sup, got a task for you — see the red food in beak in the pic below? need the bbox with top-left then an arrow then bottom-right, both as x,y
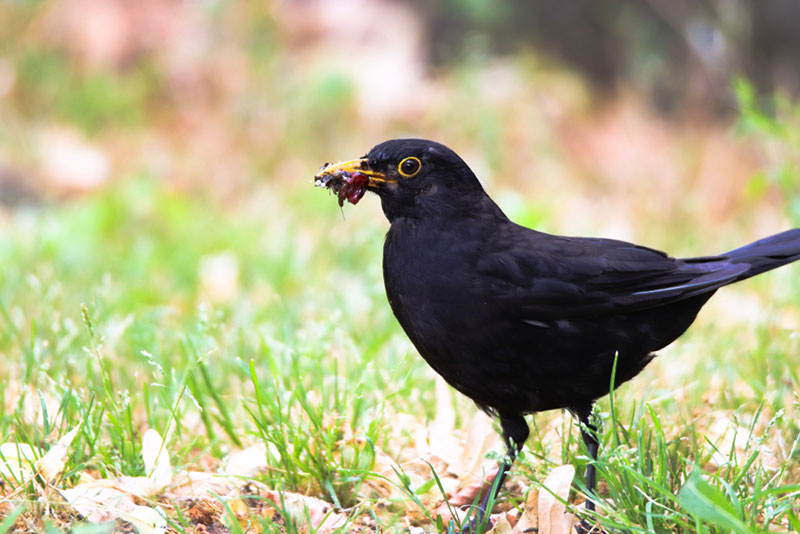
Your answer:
315,169 -> 370,207
340,172 -> 369,206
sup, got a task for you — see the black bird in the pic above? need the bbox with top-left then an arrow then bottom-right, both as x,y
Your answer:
315,138 -> 800,529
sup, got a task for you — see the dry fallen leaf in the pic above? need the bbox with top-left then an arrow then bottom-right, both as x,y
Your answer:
61,482 -> 136,523
223,443 -> 268,478
434,468 -> 499,525
487,513 -> 514,534
447,412 -> 503,485
60,482 -> 166,534
60,483 -> 137,522
103,475 -> 159,498
0,442 -> 41,481
58,427 -> 173,530
390,412 -> 431,462
126,505 -> 168,534
37,426 -> 80,483
221,495 -> 250,532
80,428 -> 173,499
142,428 -> 172,491
448,468 -> 500,509
538,465 -> 575,534
165,470 -> 239,499
359,442 -> 406,500
512,487 -> 538,533
167,443 -> 273,501
428,377 -> 460,460
265,490 -> 347,532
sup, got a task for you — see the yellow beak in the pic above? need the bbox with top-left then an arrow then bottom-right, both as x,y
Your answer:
314,158 -> 394,186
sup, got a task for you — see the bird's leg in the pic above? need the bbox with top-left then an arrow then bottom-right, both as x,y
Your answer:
573,404 -> 604,534
465,414 -> 529,533
578,408 -> 599,513
481,415 -> 530,511
573,405 -> 605,534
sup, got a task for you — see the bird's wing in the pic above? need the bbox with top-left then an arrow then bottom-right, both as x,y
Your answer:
475,229 -> 748,319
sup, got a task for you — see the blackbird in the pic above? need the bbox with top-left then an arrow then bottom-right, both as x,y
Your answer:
315,138 -> 800,529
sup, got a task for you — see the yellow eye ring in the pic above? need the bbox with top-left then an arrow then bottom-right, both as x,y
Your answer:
398,157 -> 422,177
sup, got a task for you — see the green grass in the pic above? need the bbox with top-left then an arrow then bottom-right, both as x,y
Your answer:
0,176 -> 436,531
0,3 -> 798,529
1,92 -> 799,531
0,169 -> 797,532
515,319 -> 800,533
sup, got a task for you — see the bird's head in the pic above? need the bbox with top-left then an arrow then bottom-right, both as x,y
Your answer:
315,138 -> 503,222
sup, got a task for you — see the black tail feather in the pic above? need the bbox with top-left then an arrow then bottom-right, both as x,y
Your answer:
723,228 -> 800,281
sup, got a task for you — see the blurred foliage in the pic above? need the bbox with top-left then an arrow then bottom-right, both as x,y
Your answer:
413,0 -> 800,115
737,81 -> 800,226
0,171 -> 426,499
14,50 -> 154,133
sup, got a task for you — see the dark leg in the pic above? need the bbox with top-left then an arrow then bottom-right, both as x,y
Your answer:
465,413 -> 529,533
578,407 -> 599,511
480,414 -> 529,512
576,404 -> 601,533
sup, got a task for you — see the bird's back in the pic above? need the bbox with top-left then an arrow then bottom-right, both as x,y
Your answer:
383,218 -> 800,415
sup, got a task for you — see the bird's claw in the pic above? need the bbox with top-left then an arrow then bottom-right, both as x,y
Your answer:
455,502 -> 496,534
574,518 -> 605,534
458,514 -> 490,534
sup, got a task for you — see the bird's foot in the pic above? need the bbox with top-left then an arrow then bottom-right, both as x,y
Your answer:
574,518 -> 605,534
458,507 -> 492,534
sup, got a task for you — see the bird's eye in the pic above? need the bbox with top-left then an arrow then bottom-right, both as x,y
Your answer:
398,157 -> 421,177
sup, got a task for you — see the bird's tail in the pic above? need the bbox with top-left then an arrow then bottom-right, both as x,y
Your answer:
723,228 -> 800,281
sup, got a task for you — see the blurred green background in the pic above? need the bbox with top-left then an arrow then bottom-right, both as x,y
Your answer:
0,1 -> 798,532
2,1 -> 799,241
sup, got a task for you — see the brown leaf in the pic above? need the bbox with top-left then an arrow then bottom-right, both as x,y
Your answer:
448,468 -> 499,509
392,412 -> 433,461
428,377 -> 460,460
61,483 -> 133,522
223,443 -> 268,478
59,481 -> 166,533
105,475 -> 160,498
63,428 -> 172,501
487,513 -> 514,534
141,429 -> 172,491
264,490 -> 347,533
221,496 -> 250,532
447,412 -> 502,485
538,465 -> 575,534
512,487 -> 538,533
37,426 -> 80,483
0,442 -> 41,481
359,443 -> 406,499
434,468 -> 499,525
165,471 -> 239,499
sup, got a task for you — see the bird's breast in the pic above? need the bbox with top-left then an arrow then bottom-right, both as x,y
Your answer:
381,221 -> 499,358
